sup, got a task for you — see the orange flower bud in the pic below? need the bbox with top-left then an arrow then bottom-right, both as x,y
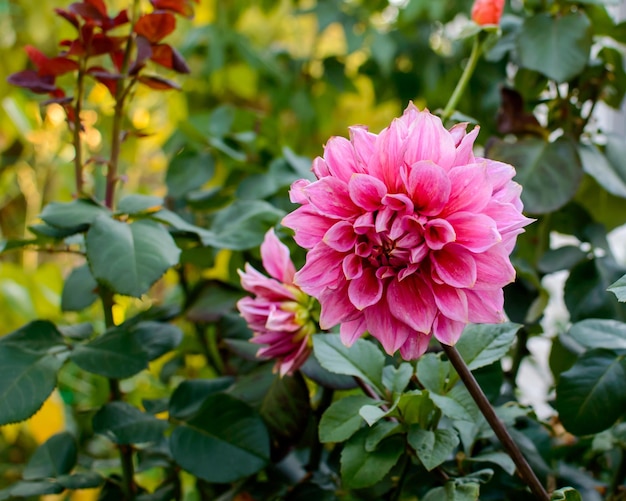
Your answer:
471,0 -> 505,25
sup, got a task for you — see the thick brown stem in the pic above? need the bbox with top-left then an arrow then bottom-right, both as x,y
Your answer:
441,343 -> 549,501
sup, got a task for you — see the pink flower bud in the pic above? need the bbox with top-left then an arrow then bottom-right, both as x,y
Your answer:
471,0 -> 505,26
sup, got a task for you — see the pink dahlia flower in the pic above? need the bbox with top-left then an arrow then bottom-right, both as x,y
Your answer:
282,103 -> 532,360
238,229 -> 317,376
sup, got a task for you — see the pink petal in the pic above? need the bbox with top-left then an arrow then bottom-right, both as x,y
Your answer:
452,125 -> 479,167
349,125 -> 377,169
370,117 -> 408,191
340,314 -> 367,346
343,253 -> 363,280
429,281 -> 469,322
289,179 -> 311,204
424,218 -> 456,250
431,244 -> 477,288
348,266 -> 384,310
432,314 -> 466,345
399,333 -> 431,360
446,212 -> 501,253
403,109 -> 456,170
466,288 -> 505,323
260,229 -> 296,283
294,243 -> 344,296
305,177 -> 358,219
442,163 -> 491,216
448,122 -> 469,147
282,205 -> 335,249
387,274 -> 437,334
319,283 -> 360,329
324,136 -> 362,182
407,161 -> 451,216
238,264 -> 296,300
324,220 -> 357,252
363,295 -> 412,354
349,173 -> 387,211
382,193 -> 414,213
312,157 -> 330,178
472,247 -> 516,289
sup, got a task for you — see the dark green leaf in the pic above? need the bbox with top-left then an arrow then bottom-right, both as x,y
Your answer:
86,216 -> 181,297
169,377 -> 235,420
0,346 -> 65,425
416,353 -> 450,394
170,393 -> 270,482
579,143 -> 626,198
422,481 -> 480,501
56,472 -> 104,490
300,352 -> 358,390
166,150 -> 215,199
568,319 -> 626,351
40,199 -> 110,232
313,334 -> 385,395
396,390 -> 439,428
185,283 -> 242,323
23,432 -> 77,480
116,195 -> 163,215
463,451 -> 516,476
9,480 -> 64,497
555,349 -> 626,435
202,200 -> 285,250
488,137 -> 582,214
517,11 -> 592,82
340,428 -> 404,489
93,402 -> 168,444
407,426 -> 459,471
0,320 -> 65,354
71,327 -> 148,379
538,246 -> 587,274
131,321 -> 183,360
551,486 -> 583,501
61,264 -> 99,312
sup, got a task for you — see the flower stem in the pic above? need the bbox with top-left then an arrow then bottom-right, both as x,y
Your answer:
72,59 -> 86,196
440,343 -> 549,501
440,35 -> 483,124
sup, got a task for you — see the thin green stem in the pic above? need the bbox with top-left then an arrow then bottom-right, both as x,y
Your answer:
440,35 -> 483,124
100,288 -> 136,500
306,386 -> 334,472
72,58 -> 87,196
441,343 -> 549,501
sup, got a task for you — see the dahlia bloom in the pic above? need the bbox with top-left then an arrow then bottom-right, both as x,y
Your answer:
282,103 -> 531,360
471,0 -> 505,26
238,229 -> 317,376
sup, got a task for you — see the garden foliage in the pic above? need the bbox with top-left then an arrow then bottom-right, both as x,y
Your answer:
1,0 -> 626,500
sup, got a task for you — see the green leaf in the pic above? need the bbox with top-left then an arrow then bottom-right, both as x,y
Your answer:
608,273 -> 626,302
86,216 -> 181,297
407,427 -> 459,471
169,377 -> 235,420
538,246 -> 587,274
382,363 -> 413,394
365,421 -> 402,452
202,200 -> 285,250
259,372 -> 311,446
396,390 -> 439,428
0,320 -> 65,354
313,334 -> 385,395
319,395 -> 377,443
452,323 -> 520,384
56,472 -> 103,490
340,428 -> 404,489
130,321 -> 183,361
551,486 -> 583,501
555,349 -> 626,435
416,353 -> 450,394
0,345 -> 65,425
300,352 -> 358,390
185,283 -> 242,323
359,404 -> 387,426
422,481 -> 480,501
116,195 -> 163,215
579,143 -> 626,198
166,151 -> 215,199
170,393 -> 270,483
9,480 -> 64,497
568,319 -> 626,351
23,432 -> 77,480
71,327 -> 149,379
40,199 -> 110,232
517,11 -> 592,82
93,402 -> 168,444
488,137 -> 582,214
61,264 -> 99,312
463,451 -> 516,476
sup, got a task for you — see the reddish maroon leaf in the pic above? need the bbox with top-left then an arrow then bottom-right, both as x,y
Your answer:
150,44 -> 190,73
112,9 -> 129,27
130,36 -> 153,75
7,70 -> 57,93
87,66 -> 122,95
69,1 -> 105,23
41,96 -> 74,106
110,50 -> 125,72
134,12 -> 176,43
138,74 -> 181,90
150,0 -> 195,18
85,0 -> 107,18
24,45 -> 48,68
54,8 -> 80,28
40,57 -> 79,77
